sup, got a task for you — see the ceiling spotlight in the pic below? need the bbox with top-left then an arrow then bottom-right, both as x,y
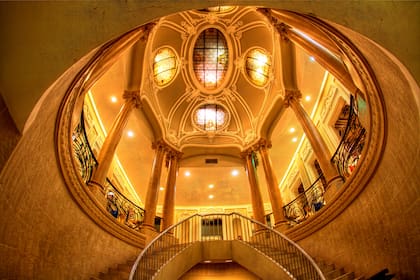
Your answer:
292,137 -> 298,143
208,184 -> 214,189
231,170 -> 239,176
110,96 -> 118,103
127,130 -> 134,137
185,171 -> 191,177
159,187 -> 164,191
305,95 -> 311,101
289,127 -> 296,133
209,194 -> 214,199
309,56 -> 315,62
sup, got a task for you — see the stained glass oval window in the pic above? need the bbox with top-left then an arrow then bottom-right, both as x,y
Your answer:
193,28 -> 229,90
245,48 -> 271,87
194,104 -> 228,131
153,47 -> 178,86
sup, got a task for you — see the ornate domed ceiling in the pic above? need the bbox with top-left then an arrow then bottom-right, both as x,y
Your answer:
89,6 -> 327,207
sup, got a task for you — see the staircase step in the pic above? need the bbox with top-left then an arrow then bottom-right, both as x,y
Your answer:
333,272 -> 355,280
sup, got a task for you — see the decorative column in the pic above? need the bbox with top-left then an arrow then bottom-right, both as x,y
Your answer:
255,139 -> 286,228
241,150 -> 266,228
90,90 -> 141,190
274,23 -> 343,191
285,89 -> 343,189
161,149 -> 182,231
259,8 -> 359,94
142,141 -> 167,232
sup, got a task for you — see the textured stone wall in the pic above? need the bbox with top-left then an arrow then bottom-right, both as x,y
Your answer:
0,53 -> 140,279
297,23 -> 420,280
0,95 -> 20,172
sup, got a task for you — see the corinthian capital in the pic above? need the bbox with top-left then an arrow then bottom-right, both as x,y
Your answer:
123,90 -> 141,108
257,8 -> 291,41
283,89 -> 302,107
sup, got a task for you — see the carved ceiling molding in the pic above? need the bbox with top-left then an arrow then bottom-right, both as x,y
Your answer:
55,27 -> 150,248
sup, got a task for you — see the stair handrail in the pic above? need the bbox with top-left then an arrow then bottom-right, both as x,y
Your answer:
130,212 -> 326,280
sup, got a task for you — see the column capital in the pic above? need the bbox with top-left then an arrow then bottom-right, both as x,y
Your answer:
257,8 -> 291,41
123,90 -> 142,108
139,22 -> 157,42
254,138 -> 272,151
152,140 -> 168,151
284,89 -> 302,107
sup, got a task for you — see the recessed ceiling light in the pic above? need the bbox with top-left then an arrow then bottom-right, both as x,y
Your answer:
292,137 -> 298,142
185,171 -> 191,177
231,170 -> 239,176
309,56 -> 315,62
305,95 -> 311,101
159,187 -> 164,191
209,194 -> 214,199
208,184 -> 214,189
289,127 -> 296,133
111,96 -> 118,103
127,130 -> 134,137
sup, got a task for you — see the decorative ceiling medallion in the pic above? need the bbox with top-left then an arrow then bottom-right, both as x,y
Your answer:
193,103 -> 229,132
192,28 -> 229,92
153,46 -> 178,87
244,47 -> 271,87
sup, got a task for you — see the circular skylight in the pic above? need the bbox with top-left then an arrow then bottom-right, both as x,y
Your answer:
193,28 -> 229,90
193,104 -> 228,131
245,48 -> 271,87
153,47 -> 178,86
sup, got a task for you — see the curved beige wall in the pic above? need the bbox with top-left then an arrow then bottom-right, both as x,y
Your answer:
0,1 -> 418,279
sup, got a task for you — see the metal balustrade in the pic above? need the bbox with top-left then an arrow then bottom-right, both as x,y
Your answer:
129,213 -> 326,280
331,95 -> 366,180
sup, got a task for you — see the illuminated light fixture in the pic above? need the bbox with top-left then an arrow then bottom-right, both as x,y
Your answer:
127,130 -> 134,138
208,184 -> 214,189
153,47 -> 178,86
245,48 -> 271,87
159,187 -> 164,191
289,127 -> 296,133
292,137 -> 298,143
110,96 -> 118,103
209,194 -> 214,199
305,95 -> 311,101
201,6 -> 235,13
231,170 -> 239,176
193,28 -> 229,90
194,104 -> 228,131
185,171 -> 191,177
309,56 -> 316,62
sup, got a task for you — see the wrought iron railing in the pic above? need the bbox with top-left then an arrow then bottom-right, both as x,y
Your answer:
104,179 -> 145,229
331,95 -> 366,180
72,111 -> 145,229
129,213 -> 325,280
283,176 -> 325,224
72,112 -> 98,183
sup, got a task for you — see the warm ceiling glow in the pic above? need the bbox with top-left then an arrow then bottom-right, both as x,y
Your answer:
305,95 -> 311,101
159,187 -> 164,191
292,137 -> 298,142
153,47 -> 178,86
185,171 -> 191,177
127,130 -> 134,138
231,170 -> 239,176
289,127 -> 296,133
208,184 -> 214,189
209,194 -> 214,199
110,96 -> 118,103
245,48 -> 271,86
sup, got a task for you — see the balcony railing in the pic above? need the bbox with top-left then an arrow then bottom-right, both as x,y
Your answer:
72,112 -> 98,183
130,212 -> 325,280
331,95 -> 366,180
72,111 -> 145,229
282,176 -> 325,225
